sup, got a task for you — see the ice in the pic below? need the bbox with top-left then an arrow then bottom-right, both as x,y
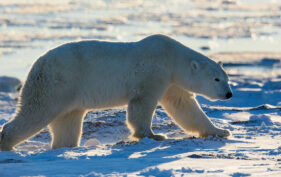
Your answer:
1,0 -> 281,176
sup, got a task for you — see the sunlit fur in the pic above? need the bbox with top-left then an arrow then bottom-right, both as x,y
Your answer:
161,85 -> 230,137
0,34 -> 231,151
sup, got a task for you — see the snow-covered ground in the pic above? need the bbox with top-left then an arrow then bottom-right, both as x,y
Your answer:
0,0 -> 281,176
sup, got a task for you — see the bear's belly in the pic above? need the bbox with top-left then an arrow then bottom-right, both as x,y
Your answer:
78,78 -> 129,110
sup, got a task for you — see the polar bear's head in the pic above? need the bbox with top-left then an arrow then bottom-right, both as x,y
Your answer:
175,56 -> 232,101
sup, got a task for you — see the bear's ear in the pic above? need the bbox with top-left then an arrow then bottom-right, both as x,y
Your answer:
191,61 -> 199,72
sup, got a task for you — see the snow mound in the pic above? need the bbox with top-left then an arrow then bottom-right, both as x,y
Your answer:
139,167 -> 174,177
248,115 -> 274,126
0,76 -> 21,92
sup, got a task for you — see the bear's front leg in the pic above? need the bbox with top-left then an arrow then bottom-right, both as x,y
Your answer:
127,95 -> 166,141
161,85 -> 231,138
126,66 -> 170,141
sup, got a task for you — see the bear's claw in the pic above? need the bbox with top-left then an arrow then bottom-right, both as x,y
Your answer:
217,129 -> 231,138
200,128 -> 231,139
132,133 -> 166,141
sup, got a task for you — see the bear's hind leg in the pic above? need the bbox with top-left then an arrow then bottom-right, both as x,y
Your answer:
161,85 -> 230,138
0,105 -> 66,151
49,109 -> 86,149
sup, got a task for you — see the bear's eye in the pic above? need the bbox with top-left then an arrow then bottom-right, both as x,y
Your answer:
214,78 -> 220,82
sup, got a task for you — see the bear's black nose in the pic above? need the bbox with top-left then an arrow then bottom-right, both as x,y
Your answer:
225,92 -> 232,99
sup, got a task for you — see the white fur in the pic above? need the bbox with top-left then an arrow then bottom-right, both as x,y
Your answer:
0,34 -> 232,151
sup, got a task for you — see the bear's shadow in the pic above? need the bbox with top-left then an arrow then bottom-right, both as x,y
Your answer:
0,137 -> 245,176
63,137 -> 244,175
0,137 -> 245,175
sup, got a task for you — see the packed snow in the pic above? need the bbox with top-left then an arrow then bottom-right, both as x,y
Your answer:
0,0 -> 281,176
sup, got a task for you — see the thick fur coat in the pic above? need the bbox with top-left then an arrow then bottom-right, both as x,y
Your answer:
0,34 -> 232,151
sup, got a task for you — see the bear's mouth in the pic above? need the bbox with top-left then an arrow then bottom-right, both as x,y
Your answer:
225,92 -> 233,99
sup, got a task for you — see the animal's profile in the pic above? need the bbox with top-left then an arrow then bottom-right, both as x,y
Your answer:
0,34 -> 232,151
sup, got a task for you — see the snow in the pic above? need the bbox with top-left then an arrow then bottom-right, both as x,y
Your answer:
0,56 -> 280,176
1,0 -> 281,176
0,76 -> 21,92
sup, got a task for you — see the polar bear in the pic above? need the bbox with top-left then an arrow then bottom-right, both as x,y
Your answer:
0,34 -> 232,151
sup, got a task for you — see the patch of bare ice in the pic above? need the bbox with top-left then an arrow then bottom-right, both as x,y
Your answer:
0,1 -> 76,14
